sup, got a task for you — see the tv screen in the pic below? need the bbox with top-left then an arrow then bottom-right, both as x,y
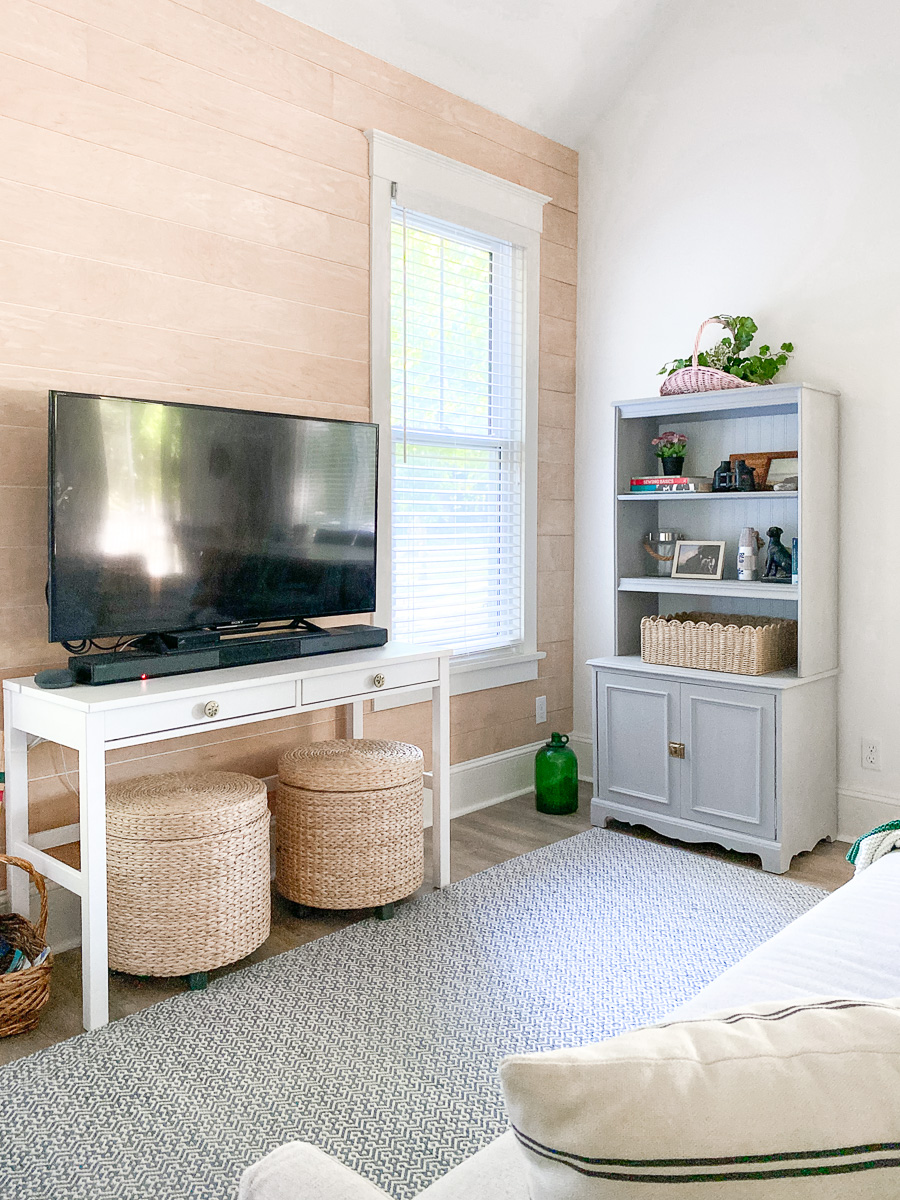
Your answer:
48,392 -> 378,643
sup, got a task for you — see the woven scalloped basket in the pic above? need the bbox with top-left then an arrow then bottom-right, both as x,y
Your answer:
106,771 -> 271,976
276,739 -> 424,909
0,856 -> 53,1037
660,317 -> 758,397
641,612 -> 798,676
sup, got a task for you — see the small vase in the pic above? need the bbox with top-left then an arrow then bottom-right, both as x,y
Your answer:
660,456 -> 684,476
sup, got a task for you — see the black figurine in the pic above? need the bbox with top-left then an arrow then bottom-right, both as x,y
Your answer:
764,526 -> 793,579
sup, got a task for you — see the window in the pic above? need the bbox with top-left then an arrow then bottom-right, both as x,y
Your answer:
390,206 -> 524,657
367,130 -> 547,696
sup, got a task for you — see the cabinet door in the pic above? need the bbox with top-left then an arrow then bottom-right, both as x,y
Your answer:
596,671 -> 680,816
680,684 -> 776,839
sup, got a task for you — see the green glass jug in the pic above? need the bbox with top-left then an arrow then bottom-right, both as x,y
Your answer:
535,732 -> 578,814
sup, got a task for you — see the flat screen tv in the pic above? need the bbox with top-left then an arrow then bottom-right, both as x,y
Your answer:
48,392 -> 378,645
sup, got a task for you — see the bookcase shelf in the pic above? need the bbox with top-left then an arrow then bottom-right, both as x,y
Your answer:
617,491 -> 798,501
618,577 -> 798,601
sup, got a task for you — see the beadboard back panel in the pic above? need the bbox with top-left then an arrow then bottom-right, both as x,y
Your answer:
0,0 -> 576,844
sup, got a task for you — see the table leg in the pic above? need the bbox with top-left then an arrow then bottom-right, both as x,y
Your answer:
431,657 -> 451,888
349,700 -> 364,739
4,717 -> 30,920
79,723 -> 109,1031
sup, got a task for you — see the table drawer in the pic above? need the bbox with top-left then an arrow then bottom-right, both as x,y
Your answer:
104,679 -> 298,742
301,658 -> 440,706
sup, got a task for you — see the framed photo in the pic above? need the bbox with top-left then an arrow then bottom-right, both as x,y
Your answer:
671,540 -> 726,580
728,450 -> 798,490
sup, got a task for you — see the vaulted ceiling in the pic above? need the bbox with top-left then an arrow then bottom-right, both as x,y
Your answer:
258,0 -> 668,147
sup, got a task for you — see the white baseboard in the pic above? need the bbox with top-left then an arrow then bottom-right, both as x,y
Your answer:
2,740 -> 558,953
421,739 -> 549,826
568,732 -> 593,784
837,785 -> 900,844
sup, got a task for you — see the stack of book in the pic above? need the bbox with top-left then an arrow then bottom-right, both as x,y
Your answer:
0,937 -> 49,974
630,476 -> 713,493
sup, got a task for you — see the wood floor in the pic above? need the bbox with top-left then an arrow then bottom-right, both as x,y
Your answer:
0,785 -> 853,1066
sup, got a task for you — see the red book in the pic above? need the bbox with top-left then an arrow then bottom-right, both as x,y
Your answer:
630,476 -> 690,485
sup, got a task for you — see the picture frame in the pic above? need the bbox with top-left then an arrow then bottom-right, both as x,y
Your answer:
728,450 -> 798,490
671,540 -> 727,580
765,455 -> 799,488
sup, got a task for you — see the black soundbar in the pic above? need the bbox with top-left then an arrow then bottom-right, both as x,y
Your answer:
68,625 -> 389,686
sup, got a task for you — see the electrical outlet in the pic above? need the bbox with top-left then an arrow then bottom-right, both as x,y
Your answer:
862,738 -> 881,771
535,695 -> 547,724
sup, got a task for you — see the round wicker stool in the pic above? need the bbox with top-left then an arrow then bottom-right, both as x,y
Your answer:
275,739 -> 424,916
106,771 -> 271,987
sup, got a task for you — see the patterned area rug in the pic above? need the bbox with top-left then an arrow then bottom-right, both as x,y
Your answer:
1,828 -> 826,1199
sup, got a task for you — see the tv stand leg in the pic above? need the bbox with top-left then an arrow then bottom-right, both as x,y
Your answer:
79,722 -> 110,1031
431,658 -> 450,889
4,721 -> 30,921
349,700 -> 364,739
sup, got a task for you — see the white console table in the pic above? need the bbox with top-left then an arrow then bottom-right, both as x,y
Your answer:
3,641 -> 450,1031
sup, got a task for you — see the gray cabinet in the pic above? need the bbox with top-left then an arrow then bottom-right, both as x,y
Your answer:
590,662 -> 836,873
595,670 -> 774,840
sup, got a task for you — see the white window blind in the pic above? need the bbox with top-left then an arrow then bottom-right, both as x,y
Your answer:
390,204 -> 526,658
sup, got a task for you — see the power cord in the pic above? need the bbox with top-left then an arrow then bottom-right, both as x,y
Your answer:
62,635 -> 143,655
23,736 -> 80,796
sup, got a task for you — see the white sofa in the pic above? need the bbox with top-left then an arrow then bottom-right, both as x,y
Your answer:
239,853 -> 900,1199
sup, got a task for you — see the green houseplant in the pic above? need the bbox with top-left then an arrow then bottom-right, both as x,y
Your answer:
652,431 -> 688,475
659,315 -> 794,396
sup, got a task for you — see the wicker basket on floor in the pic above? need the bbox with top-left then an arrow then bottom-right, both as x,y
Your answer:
0,856 -> 53,1038
641,611 -> 798,676
106,771 -> 271,977
275,739 -> 424,910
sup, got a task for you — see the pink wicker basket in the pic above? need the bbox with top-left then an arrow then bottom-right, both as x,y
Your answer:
660,317 -> 758,397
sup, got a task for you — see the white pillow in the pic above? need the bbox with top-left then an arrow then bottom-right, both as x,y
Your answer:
500,998 -> 900,1198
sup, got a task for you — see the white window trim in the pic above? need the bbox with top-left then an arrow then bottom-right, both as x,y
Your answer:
366,130 -> 548,703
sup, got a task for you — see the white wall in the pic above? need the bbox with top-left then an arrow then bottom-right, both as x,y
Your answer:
574,0 -> 900,842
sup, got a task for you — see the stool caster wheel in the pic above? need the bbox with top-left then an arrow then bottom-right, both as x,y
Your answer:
188,972 -> 208,991
375,903 -> 394,920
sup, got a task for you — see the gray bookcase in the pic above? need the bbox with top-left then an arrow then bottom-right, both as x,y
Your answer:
589,383 -> 839,872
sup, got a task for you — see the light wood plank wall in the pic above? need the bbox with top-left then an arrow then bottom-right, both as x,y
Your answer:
0,0 -> 577,844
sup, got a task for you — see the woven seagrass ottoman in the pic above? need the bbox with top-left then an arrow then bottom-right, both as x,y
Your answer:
275,739 -> 424,919
106,771 -> 271,990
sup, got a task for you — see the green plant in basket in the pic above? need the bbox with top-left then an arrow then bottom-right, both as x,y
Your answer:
659,315 -> 793,386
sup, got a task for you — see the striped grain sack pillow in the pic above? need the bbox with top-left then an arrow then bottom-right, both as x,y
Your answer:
500,998 -> 900,1198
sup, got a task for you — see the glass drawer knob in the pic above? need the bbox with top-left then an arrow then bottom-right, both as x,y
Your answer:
372,673 -> 386,689
204,700 -> 220,718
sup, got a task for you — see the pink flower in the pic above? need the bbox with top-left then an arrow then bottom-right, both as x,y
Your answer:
651,432 -> 688,447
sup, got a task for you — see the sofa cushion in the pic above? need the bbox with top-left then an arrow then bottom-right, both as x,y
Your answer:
669,851 -> 900,1022
501,996 -> 900,1198
238,1142 -> 392,1200
418,1130 -> 529,1199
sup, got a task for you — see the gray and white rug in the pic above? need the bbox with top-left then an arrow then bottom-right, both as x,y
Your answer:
1,829 -> 826,1199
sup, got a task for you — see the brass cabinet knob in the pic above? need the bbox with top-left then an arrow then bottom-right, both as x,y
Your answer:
668,741 -> 686,759
372,673 -> 386,689
203,700 -> 220,718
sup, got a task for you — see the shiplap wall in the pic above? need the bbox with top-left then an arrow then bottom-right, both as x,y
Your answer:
0,0 -> 577,844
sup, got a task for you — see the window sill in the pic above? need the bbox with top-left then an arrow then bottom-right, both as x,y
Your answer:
371,650 -> 545,711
